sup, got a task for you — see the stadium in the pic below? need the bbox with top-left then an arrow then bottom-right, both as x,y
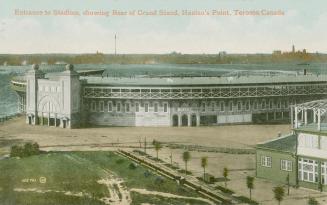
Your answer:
10,64 -> 327,128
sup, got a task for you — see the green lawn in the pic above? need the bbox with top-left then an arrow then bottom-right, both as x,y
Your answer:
0,151 -> 211,205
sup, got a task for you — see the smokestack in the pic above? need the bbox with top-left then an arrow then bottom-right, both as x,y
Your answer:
115,34 -> 117,55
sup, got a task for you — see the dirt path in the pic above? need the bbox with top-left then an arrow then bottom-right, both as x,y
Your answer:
130,188 -> 215,205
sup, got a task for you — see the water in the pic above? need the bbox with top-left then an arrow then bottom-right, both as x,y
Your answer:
0,63 -> 327,117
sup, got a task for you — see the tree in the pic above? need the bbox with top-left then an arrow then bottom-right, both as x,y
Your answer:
246,176 -> 255,200
201,156 -> 208,181
308,197 -> 319,205
273,186 -> 285,205
223,167 -> 229,188
182,151 -> 191,175
153,141 -> 162,160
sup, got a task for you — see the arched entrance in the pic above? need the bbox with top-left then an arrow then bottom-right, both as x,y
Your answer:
181,115 -> 188,126
191,114 -> 197,126
172,115 -> 179,127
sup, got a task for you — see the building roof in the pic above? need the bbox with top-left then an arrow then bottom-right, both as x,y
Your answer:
296,99 -> 327,110
256,133 -> 297,153
81,74 -> 327,87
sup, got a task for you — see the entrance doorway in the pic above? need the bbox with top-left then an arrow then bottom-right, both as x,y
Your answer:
181,115 -> 188,126
191,115 -> 197,126
172,115 -> 178,127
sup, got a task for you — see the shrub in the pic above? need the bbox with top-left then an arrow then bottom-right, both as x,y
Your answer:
129,162 -> 138,170
10,142 -> 40,158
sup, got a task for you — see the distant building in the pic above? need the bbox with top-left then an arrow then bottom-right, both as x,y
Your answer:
273,50 -> 282,55
292,45 -> 295,53
256,100 -> 327,191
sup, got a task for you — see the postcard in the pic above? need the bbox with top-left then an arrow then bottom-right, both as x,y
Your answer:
0,0 -> 326,204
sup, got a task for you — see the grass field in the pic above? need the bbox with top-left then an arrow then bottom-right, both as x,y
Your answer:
0,151 -> 212,205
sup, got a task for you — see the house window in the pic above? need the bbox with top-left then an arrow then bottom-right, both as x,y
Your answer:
117,102 -> 121,112
298,158 -> 318,183
91,101 -> 96,112
145,103 -> 149,112
281,160 -> 292,171
135,103 -> 139,112
154,103 -> 158,112
125,103 -> 130,112
261,156 -> 272,167
220,102 -> 225,112
108,101 -> 113,112
99,101 -> 104,112
164,103 -> 168,112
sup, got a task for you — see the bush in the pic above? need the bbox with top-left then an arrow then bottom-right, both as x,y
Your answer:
235,196 -> 259,205
129,162 -> 138,170
10,142 -> 40,158
115,159 -> 125,164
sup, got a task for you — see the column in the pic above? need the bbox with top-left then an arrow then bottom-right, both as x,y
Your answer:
187,114 -> 191,127
281,112 -> 284,120
304,109 -> 308,125
291,106 -> 294,128
318,109 -> 321,131
274,112 -> 276,120
301,109 -> 304,122
55,114 -> 57,127
294,107 -> 298,128
266,112 -> 269,121
196,114 -> 200,127
314,110 -> 317,123
48,113 -> 50,126
178,115 -> 182,127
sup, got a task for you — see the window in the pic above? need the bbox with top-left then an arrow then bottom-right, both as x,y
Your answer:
262,100 -> 266,109
201,102 -> 206,112
237,101 -> 242,111
91,101 -> 96,112
229,101 -> 233,112
135,103 -> 139,112
125,103 -> 130,112
253,101 -> 258,110
99,101 -> 104,112
211,102 -> 215,112
108,101 -> 113,112
220,102 -> 225,112
261,156 -> 272,167
154,103 -> 158,112
298,158 -> 318,183
281,160 -> 292,171
245,101 -> 250,111
269,100 -> 274,109
117,102 -> 121,112
164,103 -> 168,112
145,103 -> 149,112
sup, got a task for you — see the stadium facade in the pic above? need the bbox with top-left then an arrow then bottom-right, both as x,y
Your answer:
11,64 -> 327,128
256,100 -> 327,191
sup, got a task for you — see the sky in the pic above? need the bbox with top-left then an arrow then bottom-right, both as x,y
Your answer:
0,0 -> 326,54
